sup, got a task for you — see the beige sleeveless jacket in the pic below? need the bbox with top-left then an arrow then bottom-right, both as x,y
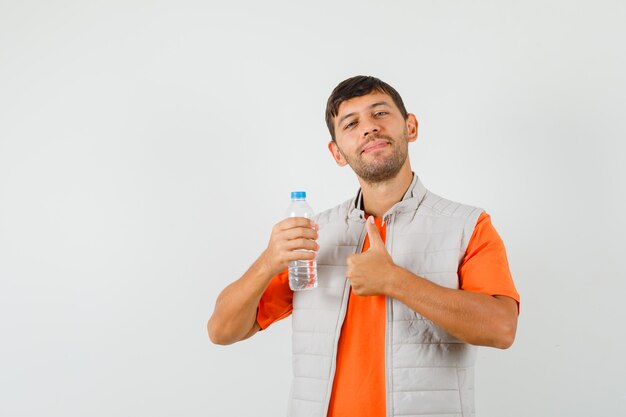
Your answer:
288,175 -> 484,417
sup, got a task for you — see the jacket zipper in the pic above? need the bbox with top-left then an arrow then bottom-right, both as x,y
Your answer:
383,212 -> 394,417
322,218 -> 368,417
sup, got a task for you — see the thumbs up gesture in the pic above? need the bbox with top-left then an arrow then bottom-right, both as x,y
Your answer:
346,216 -> 398,296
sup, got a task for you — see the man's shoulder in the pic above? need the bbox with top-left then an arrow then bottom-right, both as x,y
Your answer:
415,187 -> 486,250
418,188 -> 483,220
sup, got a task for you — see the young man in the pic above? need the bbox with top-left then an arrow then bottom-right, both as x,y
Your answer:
208,76 -> 520,417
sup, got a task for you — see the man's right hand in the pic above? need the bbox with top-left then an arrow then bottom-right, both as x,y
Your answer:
208,217 -> 318,345
259,217 -> 319,278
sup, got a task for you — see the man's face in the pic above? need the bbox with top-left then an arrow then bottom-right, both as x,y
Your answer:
328,91 -> 418,184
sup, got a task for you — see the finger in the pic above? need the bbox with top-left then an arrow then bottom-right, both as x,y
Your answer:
278,217 -> 316,231
284,238 -> 319,252
282,226 -> 318,241
366,216 -> 385,249
286,249 -> 317,262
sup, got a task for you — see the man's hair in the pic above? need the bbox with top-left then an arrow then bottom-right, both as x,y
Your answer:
325,75 -> 408,141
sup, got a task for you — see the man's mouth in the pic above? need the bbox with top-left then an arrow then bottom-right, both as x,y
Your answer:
361,139 -> 390,154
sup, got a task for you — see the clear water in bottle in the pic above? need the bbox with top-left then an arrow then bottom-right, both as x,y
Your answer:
286,191 -> 318,291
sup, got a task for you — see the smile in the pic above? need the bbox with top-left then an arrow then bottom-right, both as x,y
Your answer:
361,140 -> 389,154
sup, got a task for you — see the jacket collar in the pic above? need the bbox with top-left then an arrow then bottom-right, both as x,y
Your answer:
348,173 -> 427,220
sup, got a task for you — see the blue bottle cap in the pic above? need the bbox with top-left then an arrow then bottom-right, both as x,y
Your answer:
291,191 -> 306,199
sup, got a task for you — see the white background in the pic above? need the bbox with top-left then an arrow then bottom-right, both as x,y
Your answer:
1,1 -> 625,416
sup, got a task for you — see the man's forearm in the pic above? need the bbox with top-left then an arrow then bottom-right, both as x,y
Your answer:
384,265 -> 518,349
208,217 -> 319,345
207,255 -> 272,345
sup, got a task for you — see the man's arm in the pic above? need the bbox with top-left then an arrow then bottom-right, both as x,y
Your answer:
385,270 -> 517,348
207,257 -> 270,345
207,217 -> 318,345
347,216 -> 518,349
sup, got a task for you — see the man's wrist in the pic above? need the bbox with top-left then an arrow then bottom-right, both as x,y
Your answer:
384,263 -> 407,297
252,252 -> 278,284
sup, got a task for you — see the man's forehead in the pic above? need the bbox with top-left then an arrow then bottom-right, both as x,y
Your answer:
336,91 -> 395,118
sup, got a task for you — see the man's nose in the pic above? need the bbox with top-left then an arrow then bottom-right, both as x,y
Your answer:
362,119 -> 380,138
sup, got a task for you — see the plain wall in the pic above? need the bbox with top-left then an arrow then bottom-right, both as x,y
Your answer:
1,1 -> 625,416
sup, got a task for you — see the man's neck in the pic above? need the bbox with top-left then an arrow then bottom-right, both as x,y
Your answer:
358,165 -> 414,218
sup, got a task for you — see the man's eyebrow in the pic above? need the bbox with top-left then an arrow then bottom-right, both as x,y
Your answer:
336,101 -> 391,126
337,112 -> 357,126
369,101 -> 391,109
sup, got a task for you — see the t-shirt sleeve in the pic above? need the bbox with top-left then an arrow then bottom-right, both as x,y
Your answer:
459,212 -> 520,308
256,269 -> 294,330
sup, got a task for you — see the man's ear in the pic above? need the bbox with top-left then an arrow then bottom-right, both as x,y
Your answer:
406,113 -> 418,143
328,140 -> 348,167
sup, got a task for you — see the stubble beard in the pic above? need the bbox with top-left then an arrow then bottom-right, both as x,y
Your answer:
338,129 -> 409,185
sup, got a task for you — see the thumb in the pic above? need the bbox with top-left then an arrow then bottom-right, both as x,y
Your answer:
366,216 -> 385,249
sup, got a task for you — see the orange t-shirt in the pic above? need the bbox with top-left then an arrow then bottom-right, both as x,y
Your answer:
256,212 -> 519,417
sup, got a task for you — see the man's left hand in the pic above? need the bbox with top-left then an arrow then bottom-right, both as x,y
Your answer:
346,216 -> 397,296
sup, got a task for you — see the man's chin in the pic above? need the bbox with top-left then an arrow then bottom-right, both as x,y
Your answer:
355,167 -> 403,184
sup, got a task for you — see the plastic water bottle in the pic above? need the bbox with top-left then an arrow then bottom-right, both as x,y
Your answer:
286,191 -> 318,291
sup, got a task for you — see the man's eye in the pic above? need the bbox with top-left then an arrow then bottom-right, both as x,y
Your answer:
344,121 -> 357,130
375,111 -> 388,116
